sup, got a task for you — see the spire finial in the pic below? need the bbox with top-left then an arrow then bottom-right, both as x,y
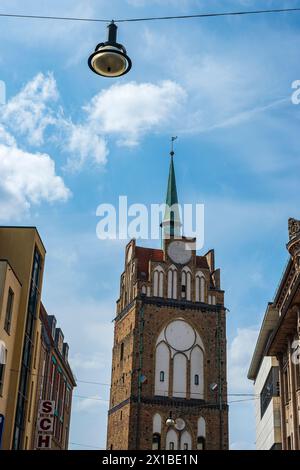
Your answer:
161,137 -> 181,239
170,136 -> 177,157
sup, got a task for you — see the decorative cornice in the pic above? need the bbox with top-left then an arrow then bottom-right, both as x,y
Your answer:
108,395 -> 228,415
114,295 -> 225,322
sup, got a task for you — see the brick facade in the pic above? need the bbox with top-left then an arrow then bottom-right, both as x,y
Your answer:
107,238 -> 228,450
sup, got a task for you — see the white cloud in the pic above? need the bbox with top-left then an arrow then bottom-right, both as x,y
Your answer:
0,74 -> 186,171
63,122 -> 108,171
1,72 -> 58,146
228,327 -> 259,393
0,125 -> 16,146
84,81 -> 186,146
0,143 -> 70,219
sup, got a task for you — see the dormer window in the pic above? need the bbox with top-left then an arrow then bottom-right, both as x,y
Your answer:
55,329 -> 64,355
63,343 -> 69,362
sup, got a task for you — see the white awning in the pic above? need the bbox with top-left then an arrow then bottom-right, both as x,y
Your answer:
0,340 -> 7,365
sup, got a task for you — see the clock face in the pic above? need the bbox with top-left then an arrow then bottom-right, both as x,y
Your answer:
167,240 -> 192,264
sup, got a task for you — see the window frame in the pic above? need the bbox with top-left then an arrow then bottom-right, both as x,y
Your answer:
4,288 -> 14,334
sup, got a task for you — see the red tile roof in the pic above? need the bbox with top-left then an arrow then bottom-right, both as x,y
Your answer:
135,246 -> 209,278
135,246 -> 164,278
196,256 -> 209,269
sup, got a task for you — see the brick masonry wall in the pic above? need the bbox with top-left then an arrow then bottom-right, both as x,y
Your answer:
107,300 -> 228,450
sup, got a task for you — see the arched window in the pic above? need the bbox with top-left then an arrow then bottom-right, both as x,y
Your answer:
155,342 -> 169,396
180,430 -> 192,450
153,413 -> 162,434
155,320 -> 205,402
153,266 -> 164,297
195,271 -> 205,302
173,353 -> 187,398
197,436 -> 205,450
197,417 -> 206,450
190,346 -> 204,399
166,429 -> 178,450
152,433 -> 161,450
181,267 -> 191,301
167,265 -> 177,299
153,413 -> 162,450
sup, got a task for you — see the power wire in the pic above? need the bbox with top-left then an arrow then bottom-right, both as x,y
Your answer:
72,393 -> 258,403
73,394 -> 108,402
9,367 -> 259,395
70,442 -> 105,449
0,7 -> 299,24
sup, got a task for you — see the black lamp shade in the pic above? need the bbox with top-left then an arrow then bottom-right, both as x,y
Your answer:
88,22 -> 132,77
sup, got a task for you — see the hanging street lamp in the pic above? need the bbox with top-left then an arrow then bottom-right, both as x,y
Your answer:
88,21 -> 132,77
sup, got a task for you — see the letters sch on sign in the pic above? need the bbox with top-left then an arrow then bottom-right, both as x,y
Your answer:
36,400 -> 55,450
36,434 -> 52,449
39,400 -> 55,416
38,416 -> 54,434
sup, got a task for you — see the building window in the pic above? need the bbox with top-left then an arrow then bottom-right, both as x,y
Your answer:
183,443 -> 188,450
153,267 -> 164,297
283,368 -> 290,404
27,381 -> 34,422
195,272 -> 205,302
120,411 -> 123,420
260,366 -> 280,418
120,342 -> 124,361
197,436 -> 205,450
194,374 -> 199,386
152,433 -> 161,450
160,371 -> 165,382
296,362 -> 300,390
13,247 -> 42,450
169,441 -> 174,450
4,288 -> 14,334
181,268 -> 191,301
167,267 -> 177,299
0,361 -> 6,396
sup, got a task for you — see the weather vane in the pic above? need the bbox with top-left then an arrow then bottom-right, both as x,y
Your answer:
170,136 -> 178,157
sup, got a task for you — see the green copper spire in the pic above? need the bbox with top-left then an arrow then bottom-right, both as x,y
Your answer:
162,137 -> 182,238
166,153 -> 178,207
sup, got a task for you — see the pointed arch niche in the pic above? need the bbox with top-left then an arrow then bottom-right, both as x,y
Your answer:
181,266 -> 192,301
167,265 -> 177,299
154,318 -> 205,399
153,266 -> 164,297
195,271 -> 205,302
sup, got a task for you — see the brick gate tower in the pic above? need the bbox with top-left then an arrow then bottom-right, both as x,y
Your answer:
106,148 -> 228,450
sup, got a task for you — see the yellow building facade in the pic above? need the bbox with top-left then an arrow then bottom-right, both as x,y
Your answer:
0,227 -> 46,449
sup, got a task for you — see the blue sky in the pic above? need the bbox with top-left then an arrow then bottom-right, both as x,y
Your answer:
0,0 -> 300,450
